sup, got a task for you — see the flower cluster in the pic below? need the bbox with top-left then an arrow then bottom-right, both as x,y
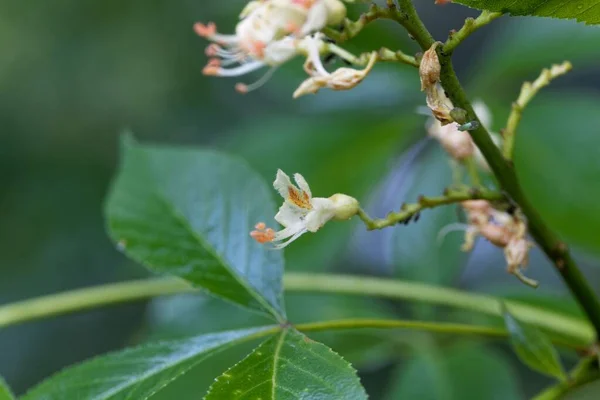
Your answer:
251,169 -> 359,248
194,0 -> 376,96
461,200 -> 536,286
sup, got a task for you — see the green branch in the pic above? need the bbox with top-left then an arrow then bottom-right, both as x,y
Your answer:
357,186 -> 504,230
393,0 -> 600,342
0,278 -> 195,328
503,61 -> 573,159
443,11 -> 503,54
0,274 -> 592,346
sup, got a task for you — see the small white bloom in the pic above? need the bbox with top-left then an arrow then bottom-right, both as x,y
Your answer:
251,169 -> 358,249
194,0 -> 347,93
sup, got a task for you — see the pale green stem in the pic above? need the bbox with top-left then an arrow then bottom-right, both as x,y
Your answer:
0,277 -> 195,328
285,273 -> 592,345
357,186 -> 504,230
296,318 -> 577,348
0,274 -> 592,346
465,157 -> 481,187
297,318 -> 501,338
443,11 -> 503,54
503,61 -> 573,159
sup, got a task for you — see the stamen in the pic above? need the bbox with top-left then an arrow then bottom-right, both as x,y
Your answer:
250,225 -> 275,244
437,223 -> 469,246
206,60 -> 265,77
205,44 -> 221,57
202,58 -> 221,76
194,22 -> 216,38
235,67 -> 278,94
272,228 -> 307,249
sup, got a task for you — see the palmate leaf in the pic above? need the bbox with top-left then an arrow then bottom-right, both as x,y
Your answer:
105,136 -> 285,320
22,326 -> 276,400
205,329 -> 368,400
0,377 -> 14,400
453,0 -> 600,25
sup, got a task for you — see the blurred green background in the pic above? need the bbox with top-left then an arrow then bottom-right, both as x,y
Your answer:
1,1 -> 600,398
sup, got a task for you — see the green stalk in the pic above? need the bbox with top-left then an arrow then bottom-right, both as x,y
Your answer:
0,274 -> 591,345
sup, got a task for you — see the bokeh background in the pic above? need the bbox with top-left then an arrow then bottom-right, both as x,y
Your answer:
1,1 -> 600,398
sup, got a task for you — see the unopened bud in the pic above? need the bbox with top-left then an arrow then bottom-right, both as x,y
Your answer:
324,0 -> 347,26
329,193 -> 359,220
450,108 -> 468,125
419,42 -> 441,91
425,83 -> 454,125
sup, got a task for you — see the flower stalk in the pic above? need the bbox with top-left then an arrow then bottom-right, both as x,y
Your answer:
357,186 -> 504,230
503,61 -> 573,159
443,10 -> 503,54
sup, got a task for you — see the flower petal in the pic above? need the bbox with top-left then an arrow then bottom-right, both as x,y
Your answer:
275,202 -> 307,227
274,169 -> 294,199
293,173 -> 312,198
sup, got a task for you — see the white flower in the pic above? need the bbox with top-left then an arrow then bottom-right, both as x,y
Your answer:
293,50 -> 377,98
250,169 -> 358,249
194,0 -> 346,93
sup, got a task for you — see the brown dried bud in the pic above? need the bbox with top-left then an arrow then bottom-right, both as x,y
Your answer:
419,42 -> 441,91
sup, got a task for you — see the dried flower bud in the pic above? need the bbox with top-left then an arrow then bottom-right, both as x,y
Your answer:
425,83 -> 454,125
419,42 -> 441,91
504,238 -> 532,273
293,51 -> 377,98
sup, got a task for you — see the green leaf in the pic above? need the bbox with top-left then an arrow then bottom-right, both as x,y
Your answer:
453,0 -> 600,24
385,343 -> 524,400
22,326 -> 276,400
0,377 -> 15,400
205,329 -> 368,400
503,306 -> 567,381
105,136 -> 285,320
515,95 -> 600,254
